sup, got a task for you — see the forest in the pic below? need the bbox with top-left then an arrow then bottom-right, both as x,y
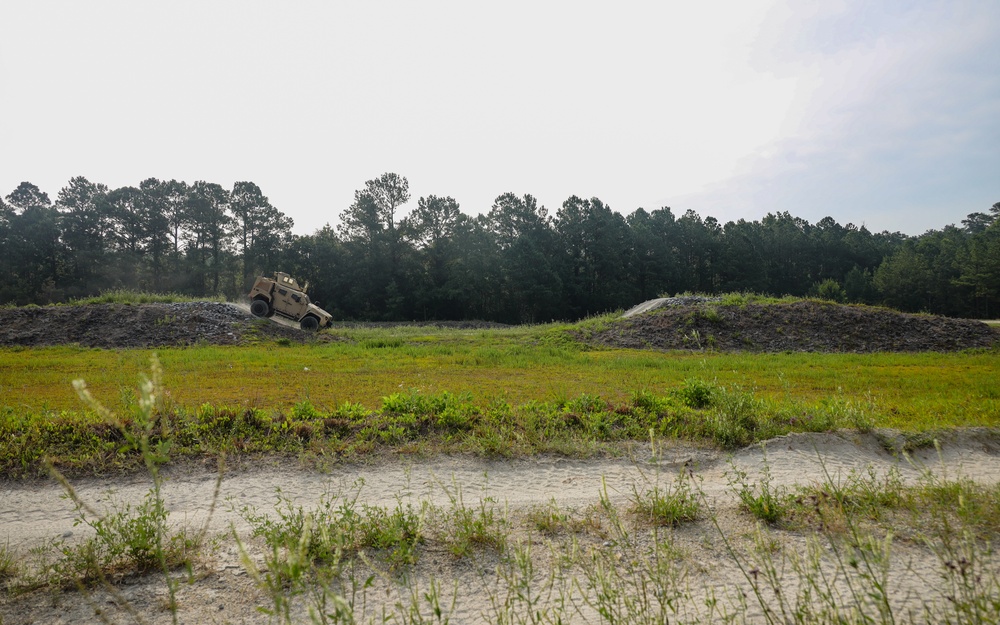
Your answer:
2,173 -> 998,323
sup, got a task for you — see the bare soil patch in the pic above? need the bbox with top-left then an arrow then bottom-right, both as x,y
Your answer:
0,303 -> 511,349
587,300 -> 999,352
0,302 -> 317,348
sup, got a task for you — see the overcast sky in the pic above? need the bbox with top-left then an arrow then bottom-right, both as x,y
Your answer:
1,1 -> 997,236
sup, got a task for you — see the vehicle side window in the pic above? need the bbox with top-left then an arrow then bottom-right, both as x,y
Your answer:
292,294 -> 301,302
278,289 -> 288,296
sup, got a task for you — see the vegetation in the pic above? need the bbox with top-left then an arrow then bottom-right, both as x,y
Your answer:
7,358 -> 213,620
2,355 -> 1000,622
9,440 -> 1000,623
2,175 -> 999,320
0,320 -> 1000,475
1,330 -> 997,476
3,323 -> 997,415
629,470 -> 701,527
67,289 -> 224,305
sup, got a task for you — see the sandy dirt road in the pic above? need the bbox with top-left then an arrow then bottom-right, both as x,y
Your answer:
3,430 -> 1000,624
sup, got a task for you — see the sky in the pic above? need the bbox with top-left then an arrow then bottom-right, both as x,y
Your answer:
1,1 -> 997,236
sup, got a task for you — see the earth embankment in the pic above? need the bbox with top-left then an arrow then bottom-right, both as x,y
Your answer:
0,299 -> 995,351
586,299 -> 998,352
0,302 -> 309,348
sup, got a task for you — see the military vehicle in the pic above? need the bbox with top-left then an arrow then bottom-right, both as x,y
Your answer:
248,272 -> 333,331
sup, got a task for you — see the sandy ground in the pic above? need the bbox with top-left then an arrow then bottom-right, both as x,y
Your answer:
3,430 -> 1000,624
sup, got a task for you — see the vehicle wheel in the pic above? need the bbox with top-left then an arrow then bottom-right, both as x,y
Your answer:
300,315 -> 320,332
250,299 -> 270,318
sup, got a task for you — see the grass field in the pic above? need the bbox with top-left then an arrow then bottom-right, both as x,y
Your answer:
2,325 -> 997,424
1,323 -> 997,476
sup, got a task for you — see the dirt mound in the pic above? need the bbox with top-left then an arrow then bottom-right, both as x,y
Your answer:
0,303 -> 510,349
585,300 -> 999,352
0,302 -> 314,348
2,300 -> 994,352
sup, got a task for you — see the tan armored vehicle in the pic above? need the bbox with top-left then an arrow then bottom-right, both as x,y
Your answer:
248,272 -> 333,331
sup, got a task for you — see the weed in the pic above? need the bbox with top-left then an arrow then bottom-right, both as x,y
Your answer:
682,328 -> 703,349
396,577 -> 457,625
566,393 -> 605,414
442,495 -> 509,558
923,528 -> 1000,623
845,466 -> 907,519
700,306 -> 722,323
242,487 -> 426,576
728,454 -> 787,524
359,500 -> 424,569
486,540 -> 571,625
332,400 -> 369,421
785,466 -> 907,535
0,540 -> 18,581
704,385 -> 771,449
55,488 -> 196,583
524,499 -> 574,536
630,389 -> 673,415
577,527 -> 690,623
914,472 -> 1000,537
242,490 -> 362,567
717,292 -> 799,307
630,469 -> 700,527
713,457 -> 911,625
292,398 -> 324,420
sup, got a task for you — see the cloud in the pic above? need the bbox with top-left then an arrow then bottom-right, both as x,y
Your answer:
664,0 -> 1000,234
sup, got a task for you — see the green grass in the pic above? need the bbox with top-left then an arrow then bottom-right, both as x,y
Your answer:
68,289 -> 225,305
2,340 -> 997,425
0,325 -> 998,475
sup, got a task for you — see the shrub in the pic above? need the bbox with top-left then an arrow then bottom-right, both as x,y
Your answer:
675,378 -> 716,409
813,279 -> 847,303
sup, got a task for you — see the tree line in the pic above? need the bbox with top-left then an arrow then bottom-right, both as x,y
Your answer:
2,174 -> 998,322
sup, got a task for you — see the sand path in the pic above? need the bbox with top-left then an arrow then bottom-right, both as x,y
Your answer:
3,430 -> 1000,624
5,431 -> 1000,551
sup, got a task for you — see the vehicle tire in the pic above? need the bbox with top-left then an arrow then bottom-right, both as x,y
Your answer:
250,299 -> 270,318
300,315 -> 320,332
